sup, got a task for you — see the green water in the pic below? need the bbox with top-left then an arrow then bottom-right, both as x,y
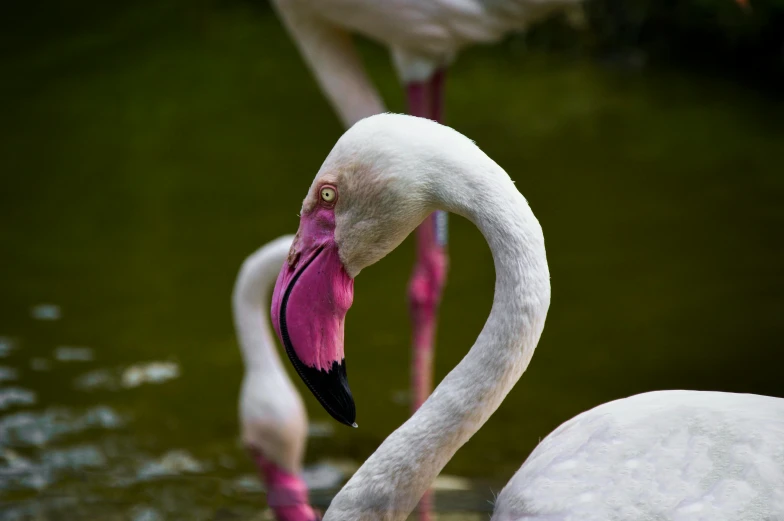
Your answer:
1,3 -> 783,519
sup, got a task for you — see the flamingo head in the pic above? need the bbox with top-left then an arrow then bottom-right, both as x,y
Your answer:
271,115 -> 440,426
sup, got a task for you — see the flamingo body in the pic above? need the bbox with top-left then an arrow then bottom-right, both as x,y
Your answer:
496,390 -> 784,521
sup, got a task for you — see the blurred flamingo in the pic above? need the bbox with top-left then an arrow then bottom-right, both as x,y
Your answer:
233,235 -> 319,521
270,113 -> 784,521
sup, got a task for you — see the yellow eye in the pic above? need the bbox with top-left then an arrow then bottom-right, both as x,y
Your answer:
320,186 -> 336,203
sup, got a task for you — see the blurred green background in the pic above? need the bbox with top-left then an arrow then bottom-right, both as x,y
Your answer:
0,1 -> 783,519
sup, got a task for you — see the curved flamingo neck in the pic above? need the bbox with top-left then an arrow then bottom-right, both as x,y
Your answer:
323,134 -> 551,520
234,238 -> 295,372
234,236 -> 319,520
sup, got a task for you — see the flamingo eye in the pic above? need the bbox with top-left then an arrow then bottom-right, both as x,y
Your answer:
320,186 -> 336,203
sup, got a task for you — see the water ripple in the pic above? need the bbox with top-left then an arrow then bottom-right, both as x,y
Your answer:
0,367 -> 18,383
30,305 -> 61,321
54,347 -> 94,362
0,406 -> 123,448
0,388 -> 36,411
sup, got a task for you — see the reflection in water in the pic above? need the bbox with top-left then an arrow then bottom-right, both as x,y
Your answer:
29,358 -> 52,372
0,389 -> 36,412
0,406 -> 122,448
0,339 -> 15,358
73,362 -> 181,392
120,362 -> 180,389
53,347 -> 93,362
129,507 -> 164,521
29,305 -> 61,322
136,450 -> 204,481
0,444 -> 106,491
74,368 -> 116,391
0,339 -> 489,519
0,368 -> 18,384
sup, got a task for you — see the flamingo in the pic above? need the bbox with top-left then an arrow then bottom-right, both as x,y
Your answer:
270,0 -> 585,418
268,113 -> 784,520
232,235 -> 320,521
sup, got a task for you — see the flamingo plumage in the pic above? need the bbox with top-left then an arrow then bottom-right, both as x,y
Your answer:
268,113 -> 784,521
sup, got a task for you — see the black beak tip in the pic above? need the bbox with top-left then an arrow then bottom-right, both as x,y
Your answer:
329,399 -> 357,427
308,361 -> 356,427
285,351 -> 356,427
312,360 -> 356,427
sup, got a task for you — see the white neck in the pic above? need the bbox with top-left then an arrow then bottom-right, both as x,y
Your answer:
324,127 -> 551,520
233,235 -> 308,472
233,235 -> 296,372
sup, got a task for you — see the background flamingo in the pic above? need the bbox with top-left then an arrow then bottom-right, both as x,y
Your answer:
270,113 -> 784,521
232,235 -> 319,521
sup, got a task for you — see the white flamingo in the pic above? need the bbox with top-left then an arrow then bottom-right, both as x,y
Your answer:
269,7 -> 586,483
233,235 -> 320,521
267,113 -> 784,521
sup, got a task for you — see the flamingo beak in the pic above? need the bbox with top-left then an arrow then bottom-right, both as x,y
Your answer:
271,207 -> 356,427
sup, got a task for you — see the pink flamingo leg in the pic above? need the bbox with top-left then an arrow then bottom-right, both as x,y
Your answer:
406,70 -> 448,411
251,450 -> 321,521
429,69 -> 446,124
406,69 -> 448,521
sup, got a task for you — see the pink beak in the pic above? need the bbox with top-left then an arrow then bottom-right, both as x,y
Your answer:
271,206 -> 356,426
